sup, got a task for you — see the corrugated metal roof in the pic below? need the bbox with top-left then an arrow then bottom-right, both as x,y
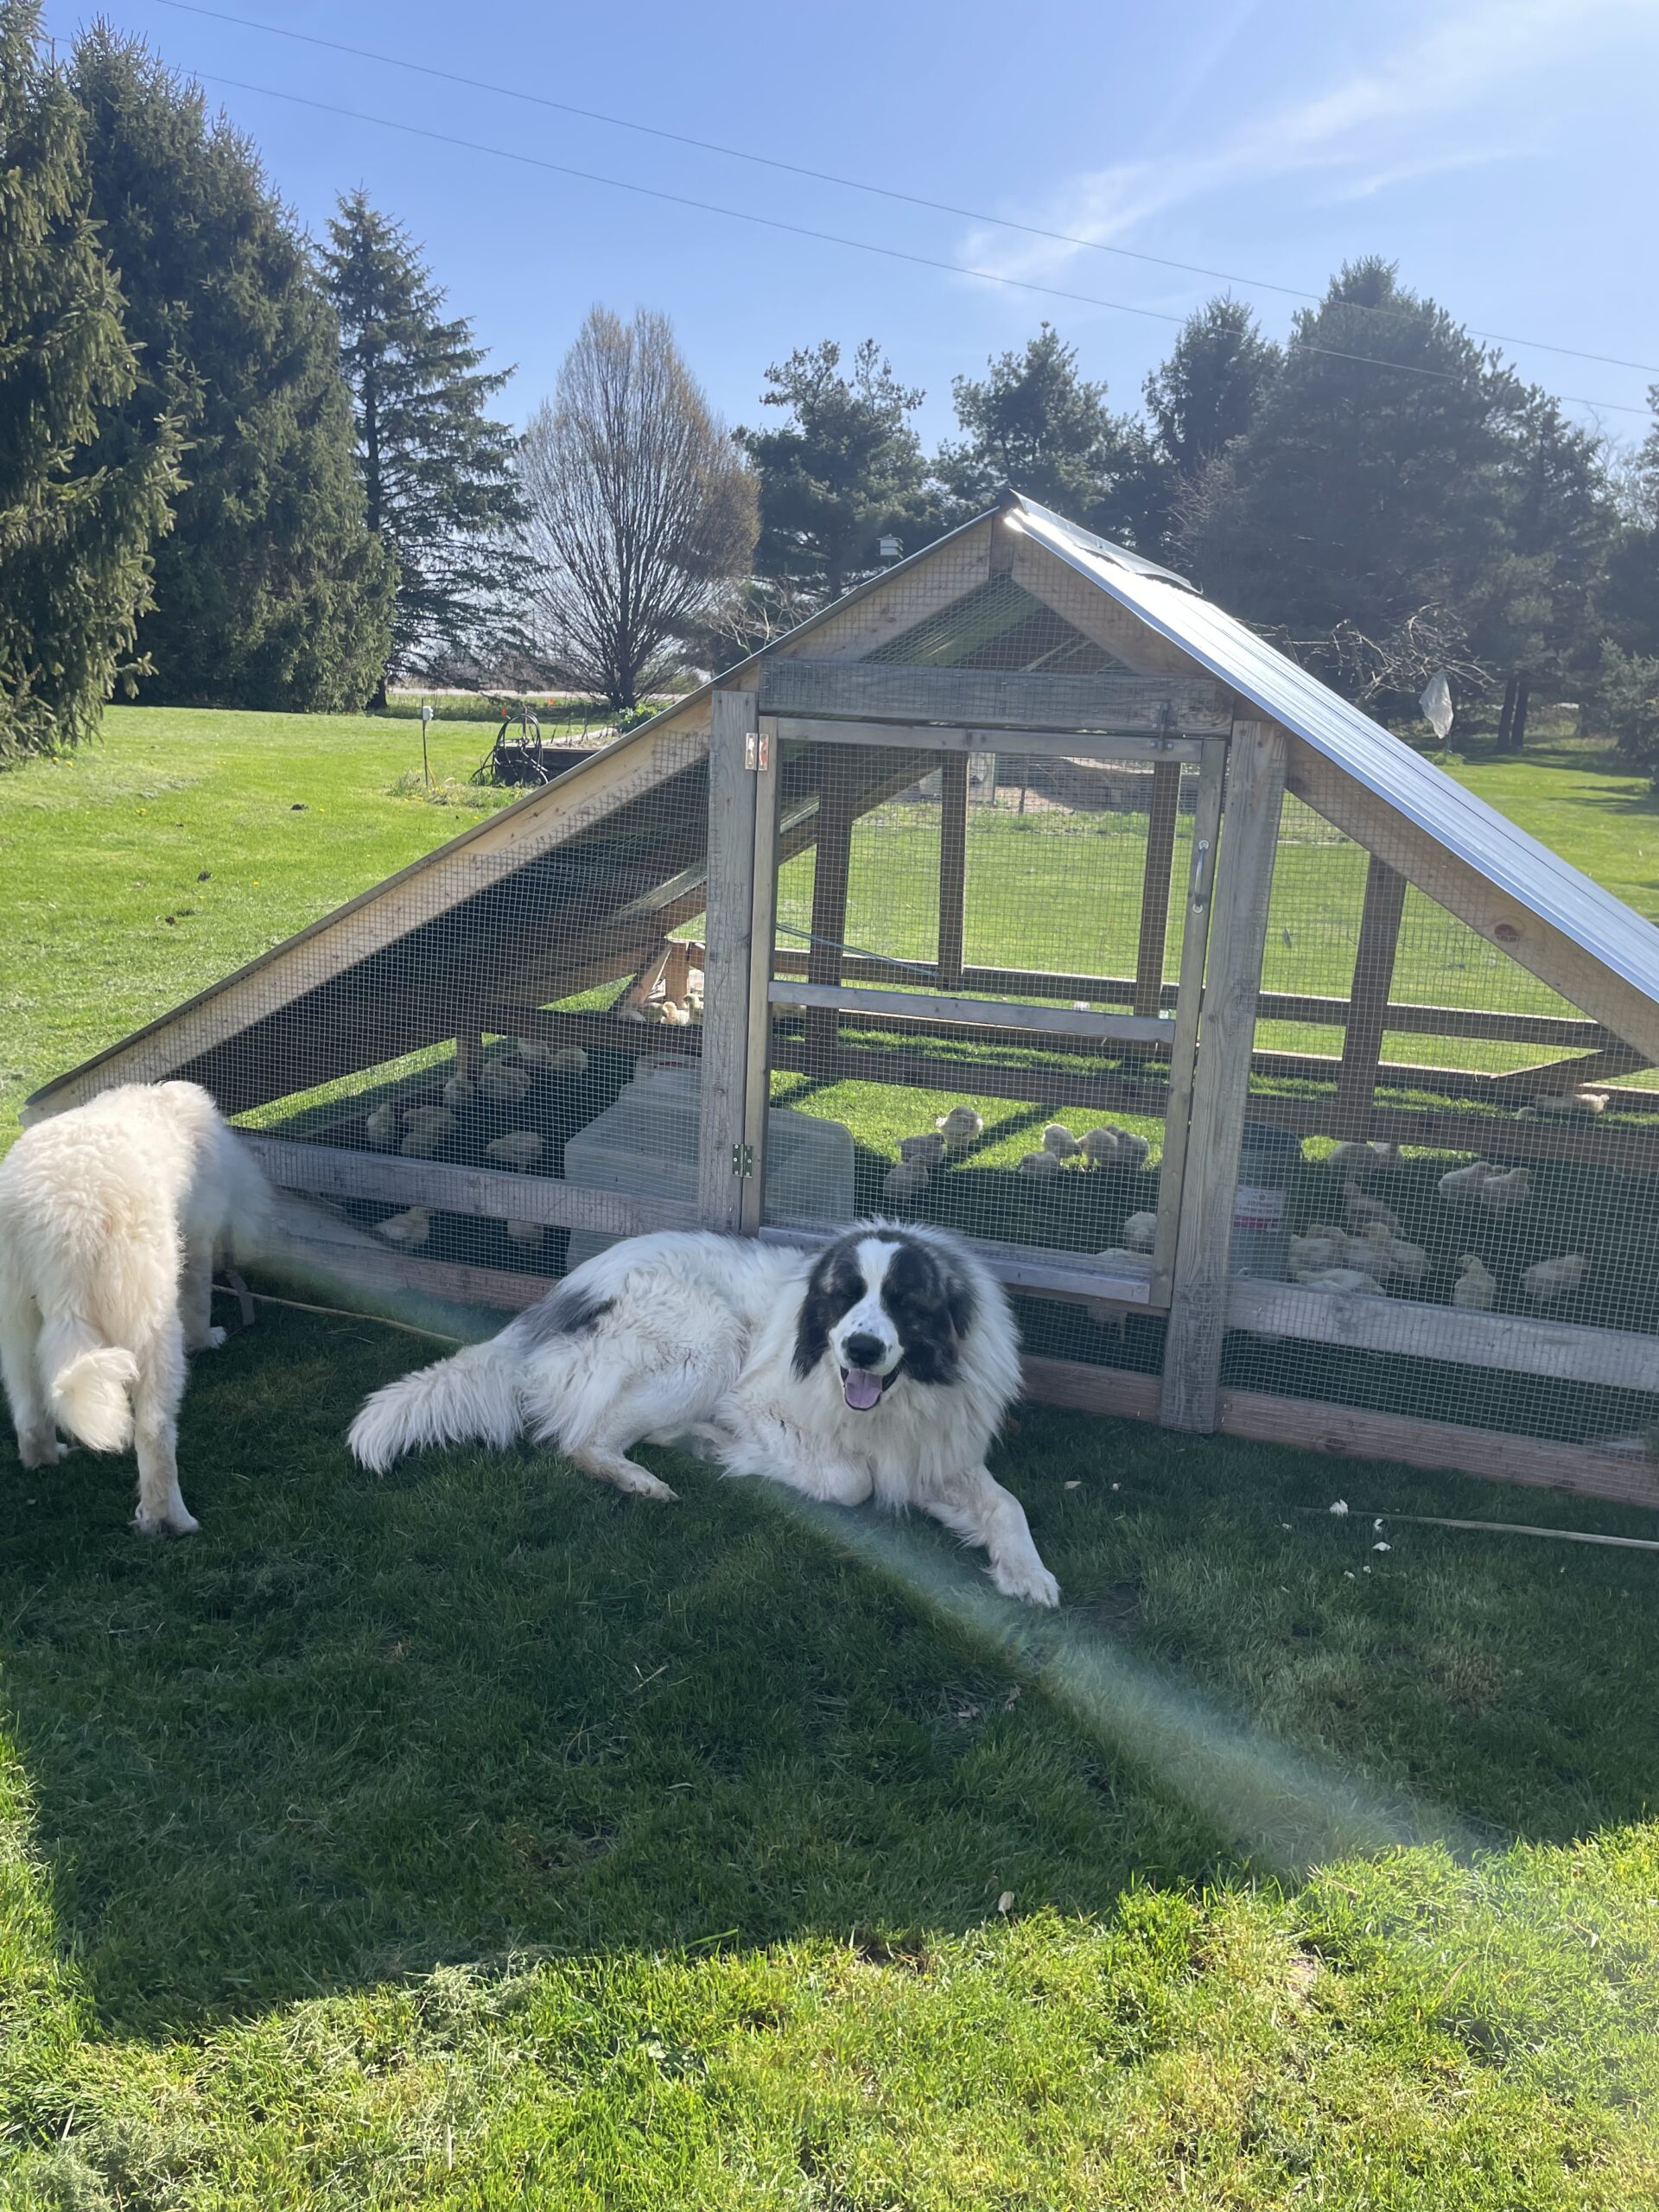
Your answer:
1009,494 -> 1659,1008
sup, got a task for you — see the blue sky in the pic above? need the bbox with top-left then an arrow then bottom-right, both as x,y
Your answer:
43,0 -> 1659,450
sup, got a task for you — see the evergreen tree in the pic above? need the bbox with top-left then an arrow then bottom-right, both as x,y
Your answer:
1179,260 -> 1523,707
940,322 -> 1157,542
1602,383 -> 1659,665
0,3 -> 181,761
739,340 -> 939,603
71,26 -> 393,712
1488,385 -> 1612,749
1145,297 -> 1279,480
323,191 -> 524,699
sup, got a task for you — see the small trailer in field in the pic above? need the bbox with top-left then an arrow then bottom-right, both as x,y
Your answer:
30,493 -> 1659,1510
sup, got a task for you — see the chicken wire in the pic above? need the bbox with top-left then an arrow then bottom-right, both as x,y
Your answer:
756,728 -> 1196,1384
1222,790 -> 1659,1454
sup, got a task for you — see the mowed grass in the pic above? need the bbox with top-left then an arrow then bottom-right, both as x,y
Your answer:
0,707 -> 578,1147
5,711 -> 1659,2202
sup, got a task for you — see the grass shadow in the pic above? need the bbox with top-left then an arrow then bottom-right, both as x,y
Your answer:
4,1303 -> 1659,2040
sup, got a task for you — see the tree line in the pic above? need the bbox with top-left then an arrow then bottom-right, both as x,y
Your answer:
4,0 -> 1658,767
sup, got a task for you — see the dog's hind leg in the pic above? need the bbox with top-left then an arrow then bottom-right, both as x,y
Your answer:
922,1465 -> 1059,1608
0,1296 -> 62,1470
130,1319 -> 198,1535
181,1237 -> 224,1353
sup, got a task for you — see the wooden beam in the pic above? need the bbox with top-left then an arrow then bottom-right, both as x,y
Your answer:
1228,1277 -> 1659,1392
1020,1359 -> 1164,1419
1216,1391 -> 1659,1513
938,753 -> 969,990
768,1039 -> 1173,1119
770,978 -> 1175,1046
1285,736 -> 1659,1067
780,516 -> 994,664
1160,721 -> 1287,1431
1151,737 -> 1226,1304
1334,855 -> 1408,1135
804,747 -> 859,1065
1488,1040 -> 1650,1098
759,658 -> 1231,734
755,1224 -> 1154,1308
740,717 -> 783,1235
1133,761 -> 1184,1021
1221,1090 -> 1659,1174
769,717 -> 1205,765
698,689 -> 758,1230
1008,532 -> 1200,677
245,1136 -> 700,1238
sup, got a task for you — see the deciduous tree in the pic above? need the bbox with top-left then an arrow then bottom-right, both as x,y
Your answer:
520,308 -> 756,711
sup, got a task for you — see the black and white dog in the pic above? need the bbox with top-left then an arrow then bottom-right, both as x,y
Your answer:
348,1223 -> 1058,1605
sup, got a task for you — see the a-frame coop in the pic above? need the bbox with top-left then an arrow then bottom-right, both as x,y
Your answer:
30,494 -> 1659,1509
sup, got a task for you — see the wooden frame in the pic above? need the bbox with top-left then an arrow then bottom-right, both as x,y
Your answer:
697,688 -> 760,1230
767,979 -> 1174,1046
758,658 -> 1231,734
770,715 -> 1205,765
1333,855 -> 1408,1134
1160,721 -> 1287,1430
937,753 -> 969,990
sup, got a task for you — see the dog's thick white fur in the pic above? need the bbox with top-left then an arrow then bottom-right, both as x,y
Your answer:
0,1081 -> 270,1533
349,1224 -> 1058,1605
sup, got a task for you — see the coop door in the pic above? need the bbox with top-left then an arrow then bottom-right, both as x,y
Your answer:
743,721 -> 1224,1317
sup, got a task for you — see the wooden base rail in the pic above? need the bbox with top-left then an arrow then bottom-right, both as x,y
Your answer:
1016,1357 -> 1659,1512
243,1135 -> 698,1239
1228,1277 -> 1659,1392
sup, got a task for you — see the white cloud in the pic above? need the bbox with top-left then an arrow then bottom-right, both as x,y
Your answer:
962,0 -> 1652,289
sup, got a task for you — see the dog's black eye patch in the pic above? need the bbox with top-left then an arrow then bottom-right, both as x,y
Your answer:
793,1242 -> 868,1379
878,1236 -> 971,1386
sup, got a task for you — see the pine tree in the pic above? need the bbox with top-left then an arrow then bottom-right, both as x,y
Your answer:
940,322 -> 1156,541
323,191 -> 524,700
0,3 -> 181,761
70,26 -> 394,712
1145,298 -> 1279,480
1179,260 -> 1523,707
739,340 -> 940,603
1489,385 -> 1612,749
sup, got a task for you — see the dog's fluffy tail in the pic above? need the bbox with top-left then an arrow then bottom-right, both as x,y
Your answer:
41,1316 -> 140,1453
347,1340 -> 520,1473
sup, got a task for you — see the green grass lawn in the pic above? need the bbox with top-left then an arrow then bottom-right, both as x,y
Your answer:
5,711 -> 1659,2203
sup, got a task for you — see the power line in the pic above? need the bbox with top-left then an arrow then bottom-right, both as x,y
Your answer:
184,70 -> 1648,419
149,0 -> 1659,385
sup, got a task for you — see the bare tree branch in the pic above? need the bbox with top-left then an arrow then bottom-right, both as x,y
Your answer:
519,308 -> 757,709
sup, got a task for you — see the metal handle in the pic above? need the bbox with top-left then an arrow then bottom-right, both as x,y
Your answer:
1190,836 -> 1212,909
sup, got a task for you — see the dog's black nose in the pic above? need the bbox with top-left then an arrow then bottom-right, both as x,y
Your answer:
842,1332 -> 885,1370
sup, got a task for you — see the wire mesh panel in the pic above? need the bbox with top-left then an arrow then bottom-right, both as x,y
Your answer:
196,740 -> 719,1297
753,721 -> 1217,1394
1219,785 -> 1659,1459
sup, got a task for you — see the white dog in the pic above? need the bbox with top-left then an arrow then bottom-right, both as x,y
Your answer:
0,1082 -> 270,1533
349,1223 -> 1058,1605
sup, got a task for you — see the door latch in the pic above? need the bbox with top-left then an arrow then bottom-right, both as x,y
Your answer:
732,1143 -> 754,1178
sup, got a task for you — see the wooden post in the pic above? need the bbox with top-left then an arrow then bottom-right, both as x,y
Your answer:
1160,721 -> 1287,1432
698,689 -> 759,1230
804,747 -> 857,1065
740,717 -> 782,1233
1149,738 -> 1226,1306
1133,760 -> 1184,1020
938,753 -> 969,989
1334,854 -> 1408,1135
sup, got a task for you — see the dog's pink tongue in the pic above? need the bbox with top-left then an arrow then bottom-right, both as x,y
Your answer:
842,1368 -> 882,1411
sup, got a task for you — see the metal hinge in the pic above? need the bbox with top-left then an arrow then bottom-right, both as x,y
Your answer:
744,731 -> 770,771
732,1143 -> 754,1178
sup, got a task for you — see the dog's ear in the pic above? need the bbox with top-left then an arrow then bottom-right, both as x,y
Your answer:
943,1260 -> 977,1344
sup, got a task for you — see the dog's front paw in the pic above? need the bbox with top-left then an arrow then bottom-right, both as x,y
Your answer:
990,1555 -> 1060,1608
18,1429 -> 66,1470
132,1503 -> 200,1537
193,1325 -> 228,1351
